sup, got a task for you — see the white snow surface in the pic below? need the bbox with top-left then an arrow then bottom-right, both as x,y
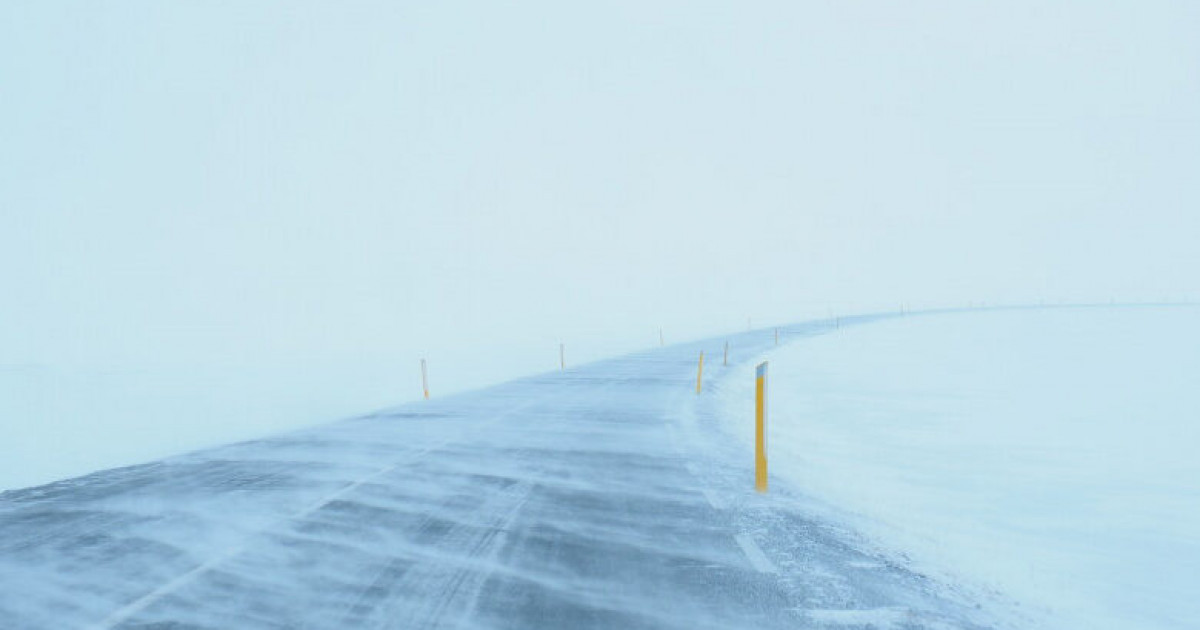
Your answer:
716,306 -> 1200,630
0,363 -> 407,492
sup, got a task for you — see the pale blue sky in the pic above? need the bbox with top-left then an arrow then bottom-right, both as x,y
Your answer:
3,1 -> 1199,392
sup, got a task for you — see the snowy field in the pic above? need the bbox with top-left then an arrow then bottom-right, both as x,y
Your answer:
717,306 -> 1200,630
0,363 -> 405,492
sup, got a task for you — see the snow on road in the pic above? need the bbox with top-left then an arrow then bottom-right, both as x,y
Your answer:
716,306 -> 1200,630
0,318 -> 1008,629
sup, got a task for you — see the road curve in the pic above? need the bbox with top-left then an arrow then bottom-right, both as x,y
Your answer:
0,314 -> 1003,629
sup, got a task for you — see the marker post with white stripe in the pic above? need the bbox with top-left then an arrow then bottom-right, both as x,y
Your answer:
421,359 -> 430,400
755,361 -> 768,492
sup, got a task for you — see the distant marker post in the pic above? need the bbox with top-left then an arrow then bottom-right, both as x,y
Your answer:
560,343 -> 565,370
695,350 -> 704,394
755,361 -> 768,492
723,340 -> 729,366
420,358 -> 430,400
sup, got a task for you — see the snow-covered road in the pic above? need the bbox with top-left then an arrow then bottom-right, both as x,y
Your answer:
0,316 -> 1006,629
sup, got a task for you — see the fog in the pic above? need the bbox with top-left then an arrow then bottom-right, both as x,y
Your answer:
2,2 -> 1198,487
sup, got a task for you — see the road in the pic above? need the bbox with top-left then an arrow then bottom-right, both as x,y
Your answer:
0,316 -> 1003,629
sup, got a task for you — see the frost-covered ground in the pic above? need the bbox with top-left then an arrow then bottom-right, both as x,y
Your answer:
0,363 -> 405,492
716,306 -> 1200,630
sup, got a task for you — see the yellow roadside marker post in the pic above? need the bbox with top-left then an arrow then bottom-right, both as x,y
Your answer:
723,341 -> 729,366
695,351 -> 705,394
420,358 -> 430,400
755,361 -> 768,492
